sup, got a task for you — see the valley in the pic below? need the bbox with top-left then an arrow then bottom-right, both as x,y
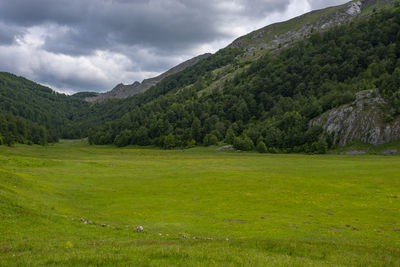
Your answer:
1,0 -> 400,265
0,140 -> 399,266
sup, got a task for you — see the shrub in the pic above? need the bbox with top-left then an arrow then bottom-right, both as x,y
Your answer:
224,127 -> 235,144
186,139 -> 196,148
163,134 -> 176,149
310,139 -> 328,154
114,129 -> 133,147
203,134 -> 218,146
256,141 -> 267,153
233,135 -> 254,151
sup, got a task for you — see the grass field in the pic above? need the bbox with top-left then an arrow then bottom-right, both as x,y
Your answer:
0,140 -> 399,266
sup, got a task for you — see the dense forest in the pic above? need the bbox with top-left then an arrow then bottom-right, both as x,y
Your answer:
87,7 -> 400,153
1,5 -> 400,151
0,73 -> 89,144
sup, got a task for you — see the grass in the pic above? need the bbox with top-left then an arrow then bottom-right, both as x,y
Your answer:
334,140 -> 400,154
0,140 -> 399,266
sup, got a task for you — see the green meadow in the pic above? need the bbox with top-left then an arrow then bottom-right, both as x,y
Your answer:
0,140 -> 399,266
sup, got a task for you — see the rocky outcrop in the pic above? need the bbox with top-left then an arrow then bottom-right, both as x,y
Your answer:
86,53 -> 211,103
311,90 -> 400,146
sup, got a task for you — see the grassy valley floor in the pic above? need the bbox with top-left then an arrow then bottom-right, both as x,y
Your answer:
0,140 -> 399,266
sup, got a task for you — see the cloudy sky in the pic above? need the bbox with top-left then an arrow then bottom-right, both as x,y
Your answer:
0,0 -> 348,94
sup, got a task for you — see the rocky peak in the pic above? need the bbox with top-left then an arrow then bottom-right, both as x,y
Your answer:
86,53 -> 211,103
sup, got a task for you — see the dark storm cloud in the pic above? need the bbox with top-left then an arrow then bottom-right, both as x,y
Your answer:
0,23 -> 25,45
0,0 -> 349,93
0,0 -> 293,56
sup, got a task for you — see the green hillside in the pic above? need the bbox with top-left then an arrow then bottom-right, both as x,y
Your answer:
0,72 -> 90,143
86,3 -> 400,152
1,0 -> 400,150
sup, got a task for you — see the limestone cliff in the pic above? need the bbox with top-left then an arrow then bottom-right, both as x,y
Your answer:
311,90 -> 400,146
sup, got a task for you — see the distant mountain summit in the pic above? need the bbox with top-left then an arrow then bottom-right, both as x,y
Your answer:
86,53 -> 212,102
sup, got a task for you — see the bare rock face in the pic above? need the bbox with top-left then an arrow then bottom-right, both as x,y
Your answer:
311,90 -> 400,146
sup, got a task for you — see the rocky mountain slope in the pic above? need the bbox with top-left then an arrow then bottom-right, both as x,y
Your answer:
86,53 -> 211,102
230,0 -> 392,55
312,90 -> 400,146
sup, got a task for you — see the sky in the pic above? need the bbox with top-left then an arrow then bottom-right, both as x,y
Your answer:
0,0 -> 348,94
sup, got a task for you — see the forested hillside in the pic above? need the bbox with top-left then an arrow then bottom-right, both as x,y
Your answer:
0,73 -> 89,144
70,48 -> 242,133
1,0 -> 400,151
88,5 -> 400,152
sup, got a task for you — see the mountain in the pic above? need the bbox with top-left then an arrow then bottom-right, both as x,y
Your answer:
86,0 -> 400,151
86,53 -> 212,103
1,0 -> 399,151
72,91 -> 99,100
229,0 -> 391,52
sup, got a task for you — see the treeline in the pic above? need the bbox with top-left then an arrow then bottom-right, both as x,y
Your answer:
0,113 -> 48,145
0,48 -> 242,146
0,72 -> 90,144
69,48 -> 243,132
88,6 -> 400,153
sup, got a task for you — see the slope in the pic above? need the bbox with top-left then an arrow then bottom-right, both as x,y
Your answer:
86,53 -> 212,103
0,72 -> 90,144
87,0 -> 400,151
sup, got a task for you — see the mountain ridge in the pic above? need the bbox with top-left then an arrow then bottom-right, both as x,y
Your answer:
86,53 -> 212,102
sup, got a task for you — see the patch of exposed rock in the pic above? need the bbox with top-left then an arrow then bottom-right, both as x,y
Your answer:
382,149 -> 398,155
216,145 -> 235,153
311,90 -> 400,146
345,150 -> 367,155
86,53 -> 211,103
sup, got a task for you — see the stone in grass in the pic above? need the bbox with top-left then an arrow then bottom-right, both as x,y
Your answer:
215,145 -> 234,153
136,226 -> 144,232
84,220 -> 93,224
382,149 -> 398,156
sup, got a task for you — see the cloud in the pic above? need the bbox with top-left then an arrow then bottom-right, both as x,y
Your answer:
0,0 -> 349,93
308,0 -> 349,10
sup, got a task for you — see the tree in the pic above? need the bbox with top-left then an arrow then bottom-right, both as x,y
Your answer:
203,134 -> 218,146
310,139 -> 328,154
233,135 -> 254,151
163,134 -> 176,149
191,118 -> 202,142
135,126 -> 150,146
114,129 -> 132,147
256,141 -> 267,153
224,126 -> 235,144
186,139 -> 196,148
